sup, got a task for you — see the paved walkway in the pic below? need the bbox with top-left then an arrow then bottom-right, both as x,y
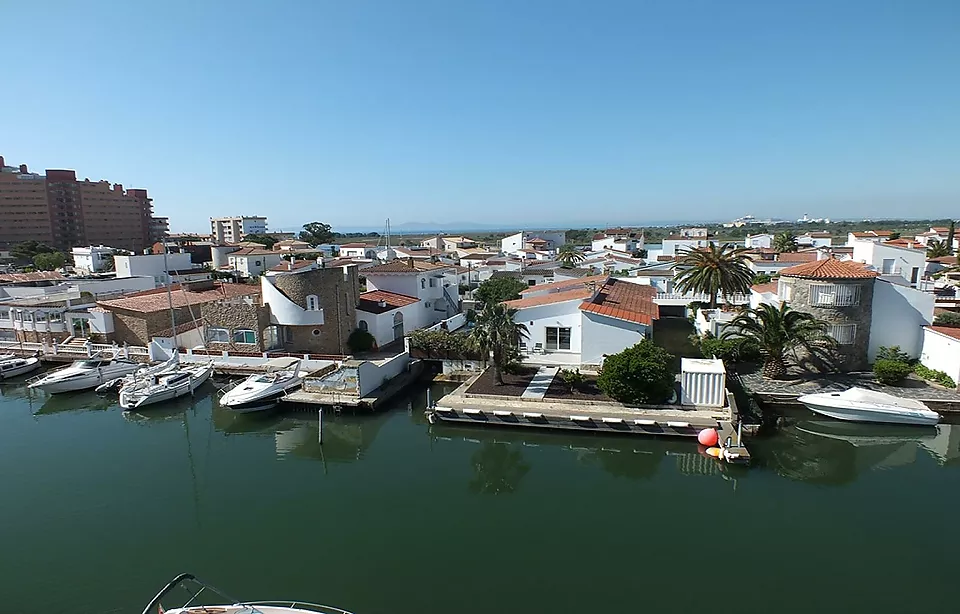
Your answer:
737,367 -> 960,402
520,367 -> 559,399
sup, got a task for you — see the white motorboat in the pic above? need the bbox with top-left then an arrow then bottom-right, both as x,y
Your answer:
797,387 -> 941,426
120,362 -> 214,410
0,356 -> 41,380
220,360 -> 303,412
143,573 -> 354,614
27,358 -> 142,394
96,351 -> 180,394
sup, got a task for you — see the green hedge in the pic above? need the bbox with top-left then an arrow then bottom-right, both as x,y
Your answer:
873,359 -> 912,385
914,364 -> 957,388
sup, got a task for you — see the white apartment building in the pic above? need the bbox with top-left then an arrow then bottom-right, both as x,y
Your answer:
71,245 -> 116,274
210,216 -> 268,244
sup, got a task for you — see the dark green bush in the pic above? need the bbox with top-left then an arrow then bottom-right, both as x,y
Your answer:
914,364 -> 957,388
699,334 -> 761,362
347,329 -> 376,353
558,368 -> 585,393
873,359 -> 912,385
933,312 -> 960,328
597,340 -> 677,405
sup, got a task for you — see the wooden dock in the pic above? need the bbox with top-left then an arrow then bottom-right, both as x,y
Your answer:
282,362 -> 424,410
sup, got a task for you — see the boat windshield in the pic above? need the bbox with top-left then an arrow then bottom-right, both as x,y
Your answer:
252,373 -> 281,384
74,360 -> 105,369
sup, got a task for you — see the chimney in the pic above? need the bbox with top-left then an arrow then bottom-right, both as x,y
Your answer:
407,257 -> 414,268
0,156 -> 4,167
287,256 -> 294,271
113,183 -> 123,192
19,164 -> 28,173
378,300 -> 387,308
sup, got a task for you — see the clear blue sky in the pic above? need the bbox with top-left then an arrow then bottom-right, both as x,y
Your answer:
2,0 -> 958,233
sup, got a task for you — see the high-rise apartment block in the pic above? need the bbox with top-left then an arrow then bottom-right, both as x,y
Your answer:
210,216 -> 268,244
0,155 -> 167,252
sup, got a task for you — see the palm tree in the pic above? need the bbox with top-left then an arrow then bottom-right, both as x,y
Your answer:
927,239 -> 951,259
773,232 -> 799,253
721,303 -> 836,379
675,242 -> 753,308
469,302 -> 529,385
556,244 -> 586,268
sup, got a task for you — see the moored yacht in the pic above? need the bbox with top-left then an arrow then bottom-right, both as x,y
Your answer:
96,351 -> 180,394
28,358 -> 142,394
0,356 -> 41,380
120,362 -> 214,410
143,573 -> 354,614
220,360 -> 303,412
797,387 -> 940,426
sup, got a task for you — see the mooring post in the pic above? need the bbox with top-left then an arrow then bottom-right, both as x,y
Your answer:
426,388 -> 432,409
318,408 -> 323,444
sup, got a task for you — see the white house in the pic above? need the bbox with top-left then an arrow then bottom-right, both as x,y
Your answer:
846,230 -> 893,246
226,247 -> 283,277
851,240 -> 926,287
500,230 -> 566,256
591,229 -> 643,254
797,231 -> 833,248
265,258 -> 319,277
339,243 -> 379,259
356,290 -> 423,347
361,259 -> 460,325
745,234 -> 774,249
915,226 -> 958,250
114,252 -> 201,285
661,235 -> 713,258
920,326 -> 960,387
506,276 -> 658,365
516,248 -> 553,261
72,245 -> 116,274
868,279 -> 934,361
419,235 -> 478,253
274,239 -> 313,252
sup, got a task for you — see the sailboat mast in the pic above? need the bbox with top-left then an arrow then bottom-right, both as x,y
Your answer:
162,241 -> 176,337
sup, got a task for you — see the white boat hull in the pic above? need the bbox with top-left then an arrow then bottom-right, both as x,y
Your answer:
220,361 -> 304,413
31,362 -> 142,394
0,357 -> 42,379
121,364 -> 213,409
798,388 -> 940,426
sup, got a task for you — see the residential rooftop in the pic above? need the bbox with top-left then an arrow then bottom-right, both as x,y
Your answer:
781,258 -> 879,280
97,282 -> 259,313
579,278 -> 659,326
519,273 -> 607,295
504,287 -> 593,309
357,290 -> 420,314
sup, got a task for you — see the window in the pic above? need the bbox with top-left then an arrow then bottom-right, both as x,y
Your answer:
546,327 -> 572,351
49,312 -> 63,323
421,278 -> 426,289
778,280 -> 793,301
828,324 -> 857,345
285,327 -> 294,342
306,295 -> 319,311
429,278 -> 437,287
811,284 -> 860,307
881,258 -> 895,274
528,279 -> 537,286
207,327 -> 230,343
358,320 -> 368,332
233,329 -> 256,344
911,267 -> 920,284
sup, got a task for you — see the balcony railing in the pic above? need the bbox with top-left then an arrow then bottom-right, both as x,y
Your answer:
654,292 -> 750,305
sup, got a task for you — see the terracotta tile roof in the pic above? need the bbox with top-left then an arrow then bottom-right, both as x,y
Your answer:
751,282 -> 779,294
339,242 -> 372,248
0,271 -> 64,283
324,257 -> 359,268
97,282 -> 260,313
579,279 -> 659,326
929,256 -> 959,265
780,258 -> 879,279
851,230 -> 893,238
519,274 -> 608,295
268,259 -> 317,272
776,252 -> 818,263
592,233 -> 606,240
800,231 -> 833,238
504,288 -> 593,309
927,326 -> 960,341
883,238 -> 924,250
657,255 -> 678,262
932,227 -> 951,234
526,238 -> 549,244
555,267 -> 594,278
362,260 -> 451,274
357,290 -> 420,314
228,247 -> 276,256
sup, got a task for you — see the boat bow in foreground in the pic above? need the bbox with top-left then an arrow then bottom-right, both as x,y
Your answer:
797,387 -> 940,426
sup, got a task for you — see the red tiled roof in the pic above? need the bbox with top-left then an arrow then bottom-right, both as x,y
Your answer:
657,255 -> 678,262
579,279 -> 659,326
751,282 -> 779,294
357,290 -> 420,314
228,247 -> 275,256
526,238 -> 549,244
780,259 -> 879,279
0,271 -> 64,283
362,260 -> 451,274
592,233 -> 606,240
801,231 -> 832,238
851,230 -> 893,238
339,242 -> 371,248
504,288 -> 593,309
883,238 -> 923,250
268,259 -> 317,272
929,256 -> 959,265
97,283 -> 260,313
927,326 -> 960,341
931,227 -> 951,234
776,252 -> 818,263
519,274 -> 608,295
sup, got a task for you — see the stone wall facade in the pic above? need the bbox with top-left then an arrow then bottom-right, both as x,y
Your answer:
200,300 -> 272,352
272,266 -> 360,355
784,276 -> 875,371
107,306 -> 202,346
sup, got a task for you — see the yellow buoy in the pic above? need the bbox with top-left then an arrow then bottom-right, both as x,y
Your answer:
706,447 -> 723,458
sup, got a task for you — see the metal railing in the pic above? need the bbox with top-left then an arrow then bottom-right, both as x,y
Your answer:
654,292 -> 750,304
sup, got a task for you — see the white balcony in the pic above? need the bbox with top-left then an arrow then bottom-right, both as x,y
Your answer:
654,292 -> 750,306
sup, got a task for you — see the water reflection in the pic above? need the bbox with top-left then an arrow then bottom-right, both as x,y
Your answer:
753,420 -> 960,484
468,441 -> 530,495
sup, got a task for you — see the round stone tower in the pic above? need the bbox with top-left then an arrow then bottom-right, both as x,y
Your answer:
778,258 -> 878,371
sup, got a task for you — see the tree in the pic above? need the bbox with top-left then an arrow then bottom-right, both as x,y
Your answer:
927,239 -> 951,259
244,234 -> 277,249
11,241 -> 55,264
32,252 -> 66,271
474,276 -> 526,306
675,242 -> 753,308
721,303 -> 836,379
596,339 -> 678,405
299,222 -> 334,247
948,221 -> 956,255
469,302 -> 528,385
773,232 -> 799,253
556,244 -> 586,268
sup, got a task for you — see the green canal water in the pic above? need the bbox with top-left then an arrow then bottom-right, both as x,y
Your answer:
1,378 -> 958,614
